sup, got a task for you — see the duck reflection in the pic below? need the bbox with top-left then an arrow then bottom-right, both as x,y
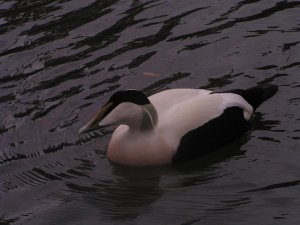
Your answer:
65,162 -> 167,222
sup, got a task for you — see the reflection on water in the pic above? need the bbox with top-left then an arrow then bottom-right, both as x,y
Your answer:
0,0 -> 300,224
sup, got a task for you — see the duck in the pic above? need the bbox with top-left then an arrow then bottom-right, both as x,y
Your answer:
79,84 -> 278,166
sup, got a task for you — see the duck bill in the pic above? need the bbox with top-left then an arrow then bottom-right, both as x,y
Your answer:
78,102 -> 112,134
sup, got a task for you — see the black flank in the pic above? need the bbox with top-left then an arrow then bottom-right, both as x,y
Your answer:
172,107 -> 250,163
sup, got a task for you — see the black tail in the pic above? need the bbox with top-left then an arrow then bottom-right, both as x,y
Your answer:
227,84 -> 278,110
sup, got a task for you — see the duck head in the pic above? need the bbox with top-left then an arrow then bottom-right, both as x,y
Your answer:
78,90 -> 158,134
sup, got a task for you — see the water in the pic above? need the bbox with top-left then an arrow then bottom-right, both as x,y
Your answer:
0,0 -> 299,224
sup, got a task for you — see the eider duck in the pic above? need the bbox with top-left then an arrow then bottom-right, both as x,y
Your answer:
79,84 -> 278,166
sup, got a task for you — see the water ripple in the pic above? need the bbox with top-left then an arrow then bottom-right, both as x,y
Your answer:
0,0 -> 299,224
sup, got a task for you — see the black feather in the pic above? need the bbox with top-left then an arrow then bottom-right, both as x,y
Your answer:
173,107 -> 250,163
224,84 -> 278,110
109,90 -> 150,106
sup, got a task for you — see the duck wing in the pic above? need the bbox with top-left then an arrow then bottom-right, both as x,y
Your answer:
172,84 -> 278,163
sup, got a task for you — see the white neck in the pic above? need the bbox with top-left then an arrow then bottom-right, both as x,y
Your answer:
139,103 -> 158,131
99,102 -> 158,132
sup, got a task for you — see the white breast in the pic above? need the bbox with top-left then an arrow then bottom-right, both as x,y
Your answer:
107,125 -> 174,166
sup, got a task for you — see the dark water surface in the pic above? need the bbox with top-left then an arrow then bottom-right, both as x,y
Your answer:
0,0 -> 300,224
